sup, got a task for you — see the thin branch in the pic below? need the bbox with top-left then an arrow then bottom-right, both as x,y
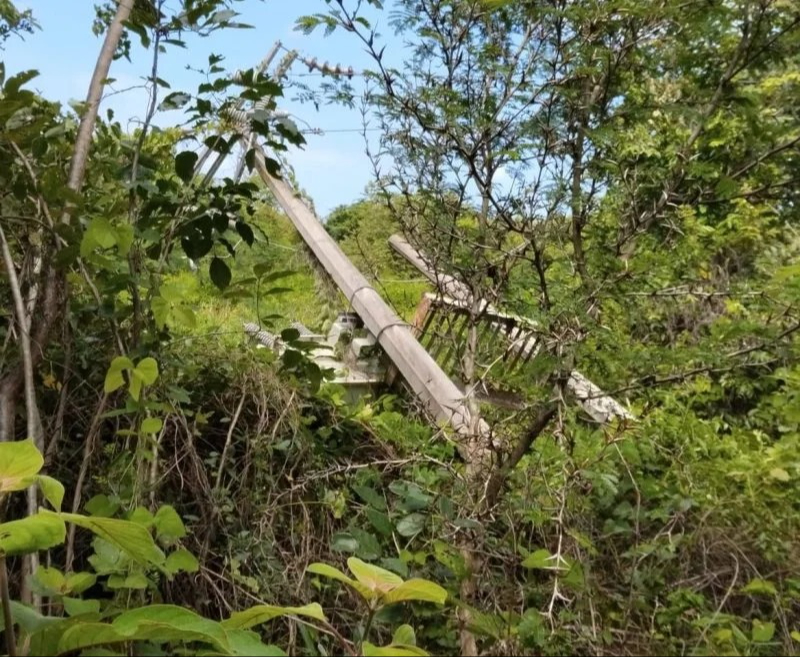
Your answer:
0,224 -> 42,608
129,0 -> 164,198
65,393 -> 109,572
214,393 -> 247,492
0,227 -> 41,451
484,402 -> 558,508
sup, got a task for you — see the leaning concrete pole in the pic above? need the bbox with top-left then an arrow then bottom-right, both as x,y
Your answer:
248,146 -> 491,462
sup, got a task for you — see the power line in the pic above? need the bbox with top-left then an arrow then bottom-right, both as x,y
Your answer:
302,127 -> 383,135
285,72 -> 366,78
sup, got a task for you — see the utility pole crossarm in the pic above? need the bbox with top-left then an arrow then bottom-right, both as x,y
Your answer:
388,234 -> 634,424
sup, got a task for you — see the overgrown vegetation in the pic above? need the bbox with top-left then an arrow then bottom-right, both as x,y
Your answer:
1,0 -> 799,656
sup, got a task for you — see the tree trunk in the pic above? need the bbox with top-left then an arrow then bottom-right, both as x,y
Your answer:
0,0 -> 134,608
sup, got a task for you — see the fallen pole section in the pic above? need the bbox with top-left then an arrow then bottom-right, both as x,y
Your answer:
249,146 -> 491,459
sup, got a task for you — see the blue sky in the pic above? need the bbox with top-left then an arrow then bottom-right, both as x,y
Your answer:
3,0 -> 398,216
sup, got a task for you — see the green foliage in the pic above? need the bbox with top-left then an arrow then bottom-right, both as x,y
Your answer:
0,440 -> 63,509
308,558 -> 447,607
0,512 -> 65,556
0,0 -> 37,44
222,603 -> 327,629
2,0 -> 800,655
103,356 -> 159,401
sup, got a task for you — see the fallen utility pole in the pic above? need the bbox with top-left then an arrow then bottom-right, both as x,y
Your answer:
389,234 -> 633,424
247,145 -> 491,463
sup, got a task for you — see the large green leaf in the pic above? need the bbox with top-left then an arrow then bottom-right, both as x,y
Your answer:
393,624 -> 417,646
81,218 -> 117,255
62,597 -> 101,616
112,604 -> 230,650
104,356 -> 134,394
66,571 -> 97,594
37,475 -> 64,511
382,579 -> 447,606
58,623 -> 126,654
165,548 -> 199,575
222,603 -> 326,630
348,557 -> 403,594
0,439 -> 43,493
61,513 -> 165,566
306,562 -> 373,600
225,629 -> 286,656
0,600 -> 62,634
59,606 -> 239,653
396,513 -> 425,537
0,511 -> 66,555
135,358 -> 159,385
153,505 -> 186,543
362,642 -> 429,656
32,566 -> 65,595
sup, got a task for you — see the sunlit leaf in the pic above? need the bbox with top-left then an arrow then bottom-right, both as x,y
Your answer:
62,596 -> 101,617
362,642 -> 429,656
153,505 -> 186,543
225,629 -> 286,656
0,440 -> 43,493
306,562 -> 373,600
0,511 -> 66,555
33,566 -> 65,595
135,358 -> 159,385
141,417 -> 163,435
348,557 -> 403,594
61,513 -> 165,566
393,624 -> 417,646
66,571 -> 97,595
165,548 -> 199,575
104,356 -> 134,394
742,579 -> 777,596
382,579 -> 447,606
752,620 -> 775,643
222,603 -> 326,629
37,475 -> 64,511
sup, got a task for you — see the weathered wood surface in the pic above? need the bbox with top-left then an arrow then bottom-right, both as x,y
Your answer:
389,235 -> 633,423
